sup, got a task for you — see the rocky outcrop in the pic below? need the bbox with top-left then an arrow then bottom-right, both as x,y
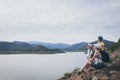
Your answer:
110,50 -> 120,58
59,50 -> 120,80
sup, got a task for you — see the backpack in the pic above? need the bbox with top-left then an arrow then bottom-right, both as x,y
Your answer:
100,51 -> 110,62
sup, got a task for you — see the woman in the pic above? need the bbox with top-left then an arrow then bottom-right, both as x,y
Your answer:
79,44 -> 103,73
97,36 -> 105,51
86,43 -> 93,60
97,36 -> 110,62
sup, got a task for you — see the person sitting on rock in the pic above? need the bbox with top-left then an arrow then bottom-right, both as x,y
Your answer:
97,36 -> 105,51
86,43 -> 93,60
79,44 -> 104,73
97,36 -> 110,62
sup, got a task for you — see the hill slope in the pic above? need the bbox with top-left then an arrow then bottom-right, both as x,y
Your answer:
0,41 -> 33,51
109,38 -> 120,52
28,41 -> 71,49
65,42 -> 88,51
0,41 -> 64,54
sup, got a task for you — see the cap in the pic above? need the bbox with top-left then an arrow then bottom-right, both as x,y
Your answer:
87,43 -> 92,47
98,36 -> 103,41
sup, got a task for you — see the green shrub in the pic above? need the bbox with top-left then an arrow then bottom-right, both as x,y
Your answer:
109,38 -> 120,52
64,72 -> 70,78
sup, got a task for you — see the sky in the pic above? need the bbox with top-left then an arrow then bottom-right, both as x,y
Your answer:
0,0 -> 120,44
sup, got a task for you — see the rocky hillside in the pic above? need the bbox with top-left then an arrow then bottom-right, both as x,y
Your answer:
59,50 -> 120,80
59,39 -> 120,80
109,38 -> 120,52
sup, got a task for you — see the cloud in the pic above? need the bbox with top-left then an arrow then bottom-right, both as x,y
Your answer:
0,0 -> 120,43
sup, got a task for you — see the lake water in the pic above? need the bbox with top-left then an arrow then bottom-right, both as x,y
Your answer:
0,52 -> 86,80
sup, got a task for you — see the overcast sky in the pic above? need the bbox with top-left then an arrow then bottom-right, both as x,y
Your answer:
0,0 -> 120,44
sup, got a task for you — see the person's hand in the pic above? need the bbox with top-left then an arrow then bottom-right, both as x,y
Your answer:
89,59 -> 92,62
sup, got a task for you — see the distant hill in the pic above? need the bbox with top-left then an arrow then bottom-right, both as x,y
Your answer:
64,39 -> 115,51
0,41 -> 33,51
64,42 -> 88,51
0,41 -> 64,54
32,45 -> 48,51
0,40 -> 115,53
28,41 -> 71,49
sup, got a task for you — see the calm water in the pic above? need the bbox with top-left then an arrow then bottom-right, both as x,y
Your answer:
0,52 -> 86,80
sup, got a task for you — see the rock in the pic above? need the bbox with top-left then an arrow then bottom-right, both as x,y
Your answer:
92,76 -> 99,80
110,50 -> 120,58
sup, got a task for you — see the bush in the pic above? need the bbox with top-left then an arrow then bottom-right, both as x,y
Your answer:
64,72 -> 71,78
109,38 -> 120,52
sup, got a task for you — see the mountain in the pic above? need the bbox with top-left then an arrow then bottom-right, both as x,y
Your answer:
0,42 -> 15,51
65,42 -> 88,51
0,41 -> 33,51
0,39 -> 115,52
28,41 -> 71,49
0,41 -> 65,54
65,39 -> 115,51
32,45 -> 48,51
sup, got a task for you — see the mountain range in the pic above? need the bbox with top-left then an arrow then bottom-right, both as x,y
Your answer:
28,41 -> 71,49
0,39 -> 115,53
0,41 -> 64,54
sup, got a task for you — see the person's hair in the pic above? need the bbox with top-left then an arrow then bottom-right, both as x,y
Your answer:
96,47 -> 100,51
98,36 -> 103,42
94,44 -> 100,51
87,44 -> 92,47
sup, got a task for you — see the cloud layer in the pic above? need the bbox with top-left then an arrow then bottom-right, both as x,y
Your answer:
0,0 -> 120,44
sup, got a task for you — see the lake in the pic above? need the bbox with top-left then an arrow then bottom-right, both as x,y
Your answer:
0,52 -> 86,80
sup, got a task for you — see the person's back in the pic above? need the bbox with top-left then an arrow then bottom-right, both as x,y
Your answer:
97,36 -> 110,62
97,36 -> 105,51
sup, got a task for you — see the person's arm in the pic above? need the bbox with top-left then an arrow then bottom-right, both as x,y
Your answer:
89,51 -> 97,61
100,42 -> 105,51
101,45 -> 105,51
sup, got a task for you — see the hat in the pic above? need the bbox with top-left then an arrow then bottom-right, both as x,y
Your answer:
87,43 -> 92,47
98,36 -> 103,41
94,44 -> 100,48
